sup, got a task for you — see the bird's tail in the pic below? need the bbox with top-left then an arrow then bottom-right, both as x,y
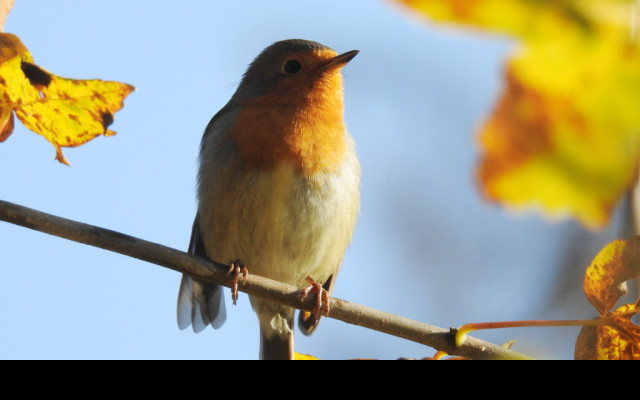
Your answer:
177,217 -> 227,332
260,330 -> 294,360
177,274 -> 227,332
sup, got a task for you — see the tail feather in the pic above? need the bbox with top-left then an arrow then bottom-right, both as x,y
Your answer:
177,274 -> 227,332
260,331 -> 294,360
177,217 -> 226,332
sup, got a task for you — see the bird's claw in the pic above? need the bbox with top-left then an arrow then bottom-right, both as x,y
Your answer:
300,277 -> 330,325
227,260 -> 248,305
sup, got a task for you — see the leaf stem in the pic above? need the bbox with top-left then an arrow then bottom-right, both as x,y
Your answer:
455,318 -> 608,347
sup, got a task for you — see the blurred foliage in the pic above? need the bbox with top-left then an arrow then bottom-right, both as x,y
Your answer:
397,0 -> 640,229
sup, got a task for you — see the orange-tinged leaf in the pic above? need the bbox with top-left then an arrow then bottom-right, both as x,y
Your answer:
596,325 -> 640,360
396,0 -> 640,229
577,237 -> 640,360
0,32 -> 134,164
478,36 -> 640,229
0,33 -> 33,144
0,106 -> 13,141
583,236 -> 640,315
478,56 -> 640,228
575,325 -> 598,360
0,32 -> 32,64
575,304 -> 640,360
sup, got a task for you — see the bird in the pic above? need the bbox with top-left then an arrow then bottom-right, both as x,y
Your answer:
176,39 -> 360,360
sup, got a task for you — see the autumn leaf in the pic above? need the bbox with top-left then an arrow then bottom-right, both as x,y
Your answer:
294,352 -> 319,360
396,0 -> 640,229
575,304 -> 640,360
452,236 -> 640,359
583,236 -> 640,315
0,104 -> 12,141
0,31 -> 30,62
0,32 -> 134,165
574,236 -> 640,359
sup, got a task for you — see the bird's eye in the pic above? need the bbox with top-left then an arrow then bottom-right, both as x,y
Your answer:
283,59 -> 302,74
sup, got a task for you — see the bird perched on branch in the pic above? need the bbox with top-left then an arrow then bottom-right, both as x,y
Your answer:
177,39 -> 360,360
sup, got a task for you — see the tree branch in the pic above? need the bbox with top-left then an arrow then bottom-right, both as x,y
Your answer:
0,199 -> 533,360
0,0 -> 14,32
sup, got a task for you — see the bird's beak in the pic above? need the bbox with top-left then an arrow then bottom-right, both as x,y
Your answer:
321,50 -> 359,72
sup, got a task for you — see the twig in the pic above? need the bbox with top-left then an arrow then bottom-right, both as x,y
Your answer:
0,199 -> 533,360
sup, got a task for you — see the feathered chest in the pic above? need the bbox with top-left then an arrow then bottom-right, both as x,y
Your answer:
230,76 -> 348,176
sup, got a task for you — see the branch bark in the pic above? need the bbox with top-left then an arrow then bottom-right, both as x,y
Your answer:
0,199 -> 533,360
0,0 -> 14,32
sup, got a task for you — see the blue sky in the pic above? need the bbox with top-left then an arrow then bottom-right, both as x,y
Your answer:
0,0 -> 629,359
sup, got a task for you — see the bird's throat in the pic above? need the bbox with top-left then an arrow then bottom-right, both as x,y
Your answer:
231,77 -> 348,176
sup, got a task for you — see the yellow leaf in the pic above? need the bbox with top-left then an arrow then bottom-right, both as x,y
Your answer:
0,106 -> 13,141
574,304 -> 640,360
396,0 -> 640,229
583,236 -> 640,315
576,236 -> 640,360
0,32 -> 134,165
294,352 -> 319,360
397,0 -> 635,39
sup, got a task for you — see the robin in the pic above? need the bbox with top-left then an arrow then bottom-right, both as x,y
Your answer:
176,39 -> 360,360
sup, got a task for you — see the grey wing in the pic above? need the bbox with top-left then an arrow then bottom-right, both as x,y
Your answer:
177,216 -> 226,332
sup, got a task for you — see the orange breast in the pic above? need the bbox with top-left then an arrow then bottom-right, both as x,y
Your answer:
231,71 -> 348,176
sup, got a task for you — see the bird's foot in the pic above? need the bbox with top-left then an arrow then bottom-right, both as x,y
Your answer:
300,277 -> 330,325
227,260 -> 248,305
